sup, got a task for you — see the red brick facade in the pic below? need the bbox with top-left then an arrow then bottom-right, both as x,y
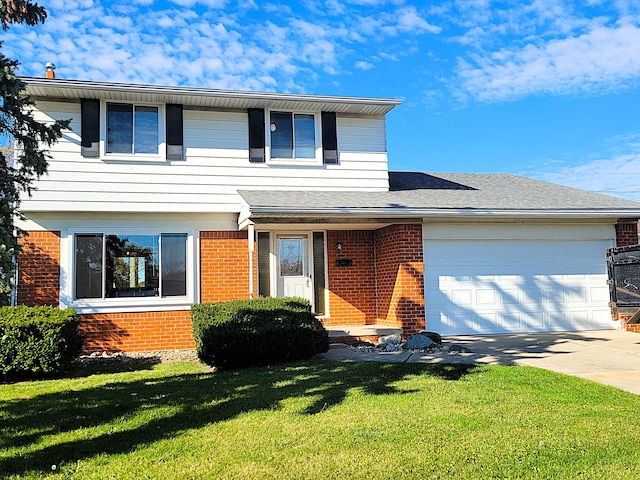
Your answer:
615,223 -> 639,247
17,231 -> 61,306
324,226 -> 425,335
374,224 -> 425,335
325,230 -> 377,326
16,226 -> 427,351
79,310 -> 194,352
200,231 -> 255,303
15,229 -> 259,352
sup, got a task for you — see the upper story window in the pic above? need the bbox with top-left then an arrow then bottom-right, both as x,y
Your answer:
248,109 -> 338,165
81,99 -> 184,161
270,112 -> 316,160
106,103 -> 159,155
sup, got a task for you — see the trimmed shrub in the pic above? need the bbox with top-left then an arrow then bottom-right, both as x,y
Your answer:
191,297 -> 329,369
0,306 -> 82,380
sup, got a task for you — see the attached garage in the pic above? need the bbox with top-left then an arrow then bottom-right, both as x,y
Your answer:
424,223 -> 616,335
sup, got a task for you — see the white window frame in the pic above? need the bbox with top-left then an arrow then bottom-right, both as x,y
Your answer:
265,109 -> 323,165
100,100 -> 166,162
63,228 -> 195,314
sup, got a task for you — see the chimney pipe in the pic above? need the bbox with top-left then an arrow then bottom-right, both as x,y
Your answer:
45,62 -> 56,79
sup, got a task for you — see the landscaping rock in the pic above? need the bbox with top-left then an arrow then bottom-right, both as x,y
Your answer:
73,349 -> 199,366
375,342 -> 397,352
418,331 -> 442,345
448,344 -> 473,353
378,334 -> 402,345
403,334 -> 434,350
352,341 -> 375,348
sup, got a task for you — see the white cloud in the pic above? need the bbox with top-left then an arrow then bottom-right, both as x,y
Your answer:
526,134 -> 640,202
169,0 -> 227,7
396,6 -> 442,34
458,22 -> 640,102
378,52 -> 399,61
2,0 -> 441,93
532,154 -> 640,202
355,60 -> 374,70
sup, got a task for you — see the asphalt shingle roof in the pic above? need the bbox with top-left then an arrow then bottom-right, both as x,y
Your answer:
239,172 -> 640,215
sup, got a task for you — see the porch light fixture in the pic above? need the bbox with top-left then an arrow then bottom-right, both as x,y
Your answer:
336,242 -> 343,251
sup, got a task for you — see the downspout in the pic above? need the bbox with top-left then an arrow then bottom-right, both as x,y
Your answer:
248,223 -> 255,298
195,233 -> 201,305
10,253 -> 17,307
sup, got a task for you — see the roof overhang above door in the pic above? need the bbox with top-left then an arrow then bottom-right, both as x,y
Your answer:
239,213 -> 423,231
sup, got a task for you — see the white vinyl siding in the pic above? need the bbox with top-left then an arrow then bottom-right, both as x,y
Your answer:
337,116 -> 388,153
22,102 -> 390,213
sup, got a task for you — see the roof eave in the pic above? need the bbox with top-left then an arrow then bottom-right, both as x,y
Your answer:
245,206 -> 640,219
21,77 -> 401,115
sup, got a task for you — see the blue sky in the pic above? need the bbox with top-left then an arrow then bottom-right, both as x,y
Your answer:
5,0 -> 640,200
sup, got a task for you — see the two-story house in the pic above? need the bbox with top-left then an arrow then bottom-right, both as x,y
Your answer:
16,76 -> 640,352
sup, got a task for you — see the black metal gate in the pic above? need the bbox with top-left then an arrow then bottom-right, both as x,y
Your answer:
607,245 -> 640,323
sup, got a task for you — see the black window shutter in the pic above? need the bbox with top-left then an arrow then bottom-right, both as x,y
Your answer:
321,111 -> 338,164
166,104 -> 184,160
80,99 -> 100,158
248,108 -> 265,163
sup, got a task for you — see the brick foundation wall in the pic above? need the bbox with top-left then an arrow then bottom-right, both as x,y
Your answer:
374,224 -> 425,335
79,310 -> 194,353
17,231 -> 61,306
325,230 -> 377,325
615,223 -> 639,247
200,231 -> 254,303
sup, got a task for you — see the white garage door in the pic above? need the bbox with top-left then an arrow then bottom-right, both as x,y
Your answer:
424,225 -> 615,335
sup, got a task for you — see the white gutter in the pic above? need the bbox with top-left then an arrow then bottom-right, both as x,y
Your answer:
244,207 -> 640,219
22,77 -> 401,115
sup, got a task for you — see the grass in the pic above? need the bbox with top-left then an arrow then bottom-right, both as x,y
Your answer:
1,360 -> 639,479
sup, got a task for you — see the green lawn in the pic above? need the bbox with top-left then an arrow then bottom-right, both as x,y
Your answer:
1,359 -> 639,479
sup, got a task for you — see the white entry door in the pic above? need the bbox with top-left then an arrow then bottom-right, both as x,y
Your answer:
276,235 -> 312,302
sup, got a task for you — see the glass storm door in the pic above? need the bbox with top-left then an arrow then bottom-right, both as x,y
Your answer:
277,235 -> 312,302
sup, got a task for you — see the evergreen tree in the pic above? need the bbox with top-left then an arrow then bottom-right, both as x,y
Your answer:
1,0 -> 69,305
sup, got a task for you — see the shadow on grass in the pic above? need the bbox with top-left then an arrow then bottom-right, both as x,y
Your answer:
1,360 -> 479,476
2,359 -> 162,385
65,359 -> 162,378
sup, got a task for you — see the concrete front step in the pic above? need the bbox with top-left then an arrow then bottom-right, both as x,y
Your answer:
325,325 -> 403,344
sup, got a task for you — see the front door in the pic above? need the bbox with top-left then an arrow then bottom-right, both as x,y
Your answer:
276,235 -> 312,302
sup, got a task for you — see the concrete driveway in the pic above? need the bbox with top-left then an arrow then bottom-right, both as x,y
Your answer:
319,330 -> 640,395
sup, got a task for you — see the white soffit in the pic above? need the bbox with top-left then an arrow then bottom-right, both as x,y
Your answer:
22,77 -> 401,115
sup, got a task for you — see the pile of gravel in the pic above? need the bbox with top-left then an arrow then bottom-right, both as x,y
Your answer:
347,342 -> 471,354
347,332 -> 473,354
72,349 -> 199,367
